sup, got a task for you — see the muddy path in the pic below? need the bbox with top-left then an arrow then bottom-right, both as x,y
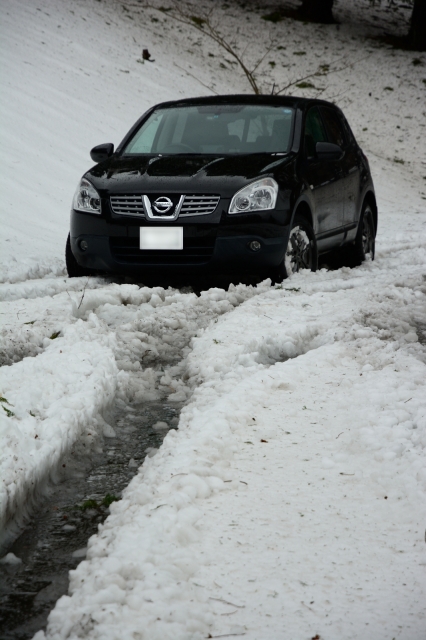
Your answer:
0,278 -> 276,638
0,400 -> 180,639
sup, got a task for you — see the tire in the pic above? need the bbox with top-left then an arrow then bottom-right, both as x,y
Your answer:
346,203 -> 375,267
65,233 -> 94,278
272,215 -> 318,283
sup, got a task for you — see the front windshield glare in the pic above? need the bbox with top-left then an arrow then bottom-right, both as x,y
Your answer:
123,105 -> 295,155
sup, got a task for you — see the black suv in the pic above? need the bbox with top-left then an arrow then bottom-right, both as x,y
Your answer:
67,95 -> 377,282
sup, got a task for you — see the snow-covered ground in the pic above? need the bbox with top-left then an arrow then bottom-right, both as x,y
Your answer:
1,0 -> 426,638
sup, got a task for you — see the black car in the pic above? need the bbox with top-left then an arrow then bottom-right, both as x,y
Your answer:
66,95 -> 377,283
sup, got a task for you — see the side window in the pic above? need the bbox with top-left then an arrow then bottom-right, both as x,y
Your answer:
340,114 -> 356,145
304,107 -> 327,158
320,107 -> 347,148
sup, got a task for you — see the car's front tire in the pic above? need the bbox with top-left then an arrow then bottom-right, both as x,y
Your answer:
65,233 -> 95,278
272,215 -> 318,283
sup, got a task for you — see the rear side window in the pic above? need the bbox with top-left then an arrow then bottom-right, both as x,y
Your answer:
304,107 -> 327,158
320,107 -> 347,148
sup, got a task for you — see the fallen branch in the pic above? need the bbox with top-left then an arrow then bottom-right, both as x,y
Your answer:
209,597 -> 245,608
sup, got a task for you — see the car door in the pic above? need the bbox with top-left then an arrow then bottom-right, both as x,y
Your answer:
319,106 -> 360,227
301,106 -> 343,242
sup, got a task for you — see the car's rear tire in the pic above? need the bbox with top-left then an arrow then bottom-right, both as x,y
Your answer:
65,233 -> 95,278
345,202 -> 375,267
272,215 -> 318,283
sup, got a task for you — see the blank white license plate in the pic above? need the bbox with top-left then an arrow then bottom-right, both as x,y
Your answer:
140,227 -> 183,250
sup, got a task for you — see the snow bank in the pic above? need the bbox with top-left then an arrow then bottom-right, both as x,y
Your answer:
0,277 -> 275,552
0,314 -> 117,552
37,257 -> 426,639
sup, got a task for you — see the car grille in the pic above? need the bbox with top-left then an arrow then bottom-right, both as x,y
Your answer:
110,194 -> 220,218
179,195 -> 220,217
110,195 -> 144,216
110,235 -> 216,265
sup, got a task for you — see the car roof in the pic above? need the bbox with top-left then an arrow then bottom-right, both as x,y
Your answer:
151,94 -> 337,111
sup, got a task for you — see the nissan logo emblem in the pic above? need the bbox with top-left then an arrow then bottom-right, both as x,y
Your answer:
152,196 -> 173,214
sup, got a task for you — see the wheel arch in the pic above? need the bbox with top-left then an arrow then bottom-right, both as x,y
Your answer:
293,200 -> 314,229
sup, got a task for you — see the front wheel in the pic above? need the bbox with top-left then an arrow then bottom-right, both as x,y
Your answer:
65,234 -> 95,278
272,215 -> 318,283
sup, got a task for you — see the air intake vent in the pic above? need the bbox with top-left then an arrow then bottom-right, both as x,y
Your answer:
110,234 -> 216,265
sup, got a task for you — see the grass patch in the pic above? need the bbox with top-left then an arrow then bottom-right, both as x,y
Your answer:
296,81 -> 315,89
49,331 -> 61,340
79,499 -> 99,511
191,16 -> 205,28
77,494 -> 119,511
1,397 -> 15,417
318,63 -> 330,74
261,11 -> 283,23
102,493 -> 119,507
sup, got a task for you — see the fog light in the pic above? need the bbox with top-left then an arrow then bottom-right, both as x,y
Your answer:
249,240 -> 261,252
79,240 -> 88,251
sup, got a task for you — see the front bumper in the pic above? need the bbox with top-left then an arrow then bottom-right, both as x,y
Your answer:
70,209 -> 291,276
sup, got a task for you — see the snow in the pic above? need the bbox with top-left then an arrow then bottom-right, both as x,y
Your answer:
0,552 -> 22,565
1,0 -> 426,638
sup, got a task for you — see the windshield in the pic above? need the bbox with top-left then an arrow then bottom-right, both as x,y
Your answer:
123,104 -> 295,155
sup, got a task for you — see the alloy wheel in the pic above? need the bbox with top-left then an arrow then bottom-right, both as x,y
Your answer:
284,226 -> 313,275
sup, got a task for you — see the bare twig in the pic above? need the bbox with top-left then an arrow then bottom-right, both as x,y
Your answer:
173,62 -> 219,94
209,597 -> 245,608
209,634 -> 246,638
77,277 -> 90,310
137,0 -> 265,93
275,55 -> 369,96
124,1 -> 369,100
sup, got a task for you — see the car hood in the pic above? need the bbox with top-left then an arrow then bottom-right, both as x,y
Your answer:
87,153 -> 294,197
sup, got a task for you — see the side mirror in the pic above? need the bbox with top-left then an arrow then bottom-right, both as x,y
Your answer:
315,141 -> 343,161
90,143 -> 114,163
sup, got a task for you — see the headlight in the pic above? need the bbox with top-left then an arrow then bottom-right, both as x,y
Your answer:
73,178 -> 101,214
229,177 -> 278,214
